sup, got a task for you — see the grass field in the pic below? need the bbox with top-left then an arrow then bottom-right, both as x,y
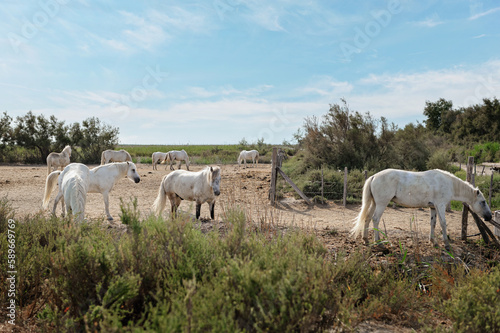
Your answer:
117,144 -> 274,165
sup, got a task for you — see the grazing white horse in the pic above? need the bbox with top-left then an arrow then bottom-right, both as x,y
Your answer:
43,162 -> 141,221
152,152 -> 168,170
152,166 -> 221,220
101,149 -> 132,165
164,150 -> 190,170
49,163 -> 89,222
46,145 -> 71,174
351,169 -> 493,250
238,150 -> 259,168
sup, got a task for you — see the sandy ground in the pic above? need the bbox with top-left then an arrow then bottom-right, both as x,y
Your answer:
0,162 -> 487,250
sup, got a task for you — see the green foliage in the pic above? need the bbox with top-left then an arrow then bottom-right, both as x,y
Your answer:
443,268 -> 500,332
467,142 -> 500,163
427,149 -> 452,171
0,111 -> 119,164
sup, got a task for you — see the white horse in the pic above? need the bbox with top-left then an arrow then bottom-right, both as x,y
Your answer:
101,149 -> 132,165
351,169 -> 493,250
46,145 -> 71,174
164,150 -> 190,170
48,163 -> 89,222
43,161 -> 141,221
152,166 -> 221,220
238,150 -> 259,168
152,152 -> 168,170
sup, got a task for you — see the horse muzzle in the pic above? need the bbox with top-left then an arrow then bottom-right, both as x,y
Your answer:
214,190 -> 220,196
134,177 -> 141,184
484,212 -> 492,221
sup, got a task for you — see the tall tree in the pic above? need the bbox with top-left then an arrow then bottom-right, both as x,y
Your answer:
423,98 -> 453,132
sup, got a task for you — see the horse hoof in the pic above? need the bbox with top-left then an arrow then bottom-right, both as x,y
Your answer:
107,217 -> 114,221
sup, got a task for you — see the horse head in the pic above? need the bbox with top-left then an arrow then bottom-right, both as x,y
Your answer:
209,166 -> 221,196
470,189 -> 492,221
126,162 -> 141,183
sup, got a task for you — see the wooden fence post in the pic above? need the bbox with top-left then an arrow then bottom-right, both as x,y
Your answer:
321,165 -> 324,200
343,167 -> 348,207
270,147 -> 278,205
461,156 -> 474,240
490,172 -> 494,208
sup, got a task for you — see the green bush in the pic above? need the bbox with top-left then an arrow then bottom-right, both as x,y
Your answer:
444,268 -> 500,332
4,197 -> 500,332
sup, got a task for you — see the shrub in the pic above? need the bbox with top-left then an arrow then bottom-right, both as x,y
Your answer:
444,268 -> 500,332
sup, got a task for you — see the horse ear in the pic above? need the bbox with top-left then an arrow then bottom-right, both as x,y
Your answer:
475,189 -> 479,196
210,166 -> 213,172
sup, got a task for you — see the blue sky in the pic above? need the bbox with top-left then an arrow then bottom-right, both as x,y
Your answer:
1,0 -> 499,144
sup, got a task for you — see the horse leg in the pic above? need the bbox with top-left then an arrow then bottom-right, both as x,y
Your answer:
196,203 -> 201,219
371,204 -> 388,243
435,205 -> 451,251
209,201 -> 215,220
102,192 -> 113,221
429,208 -> 438,246
53,191 -> 64,217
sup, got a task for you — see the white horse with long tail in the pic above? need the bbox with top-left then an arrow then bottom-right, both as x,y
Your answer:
238,150 -> 259,168
101,149 -> 132,165
152,166 -> 221,220
152,152 -> 168,170
164,150 -> 190,170
43,161 -> 141,221
351,169 -> 492,250
48,163 -> 89,222
46,145 -> 71,174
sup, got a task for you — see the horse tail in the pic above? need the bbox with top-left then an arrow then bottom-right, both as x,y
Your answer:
42,170 -> 61,210
351,175 -> 374,238
152,177 -> 167,216
101,151 -> 106,165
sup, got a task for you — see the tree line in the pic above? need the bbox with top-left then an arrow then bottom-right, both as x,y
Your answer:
296,97 -> 500,172
0,111 -> 119,164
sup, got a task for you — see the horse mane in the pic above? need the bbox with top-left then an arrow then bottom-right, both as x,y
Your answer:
206,166 -> 220,183
434,169 -> 477,197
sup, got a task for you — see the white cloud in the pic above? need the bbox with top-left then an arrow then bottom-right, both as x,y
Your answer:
469,6 -> 500,20
413,13 -> 444,27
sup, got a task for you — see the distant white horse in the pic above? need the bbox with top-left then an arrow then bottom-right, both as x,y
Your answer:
101,149 -> 132,165
238,150 -> 259,168
46,145 -> 71,174
164,150 -> 190,170
152,166 -> 221,220
152,152 -> 168,170
48,163 -> 89,222
351,169 -> 493,250
43,161 -> 141,221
